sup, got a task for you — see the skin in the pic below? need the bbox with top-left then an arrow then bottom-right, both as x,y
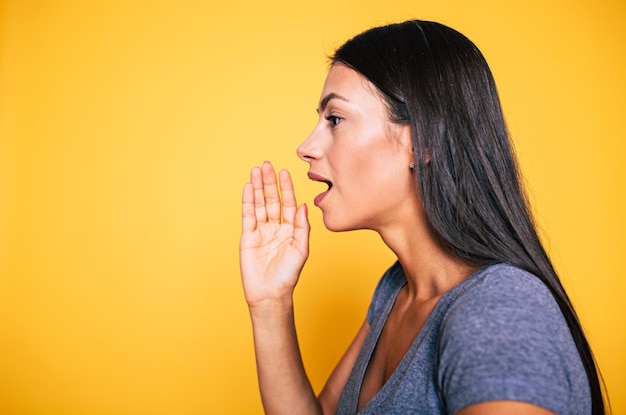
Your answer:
240,63 -> 555,415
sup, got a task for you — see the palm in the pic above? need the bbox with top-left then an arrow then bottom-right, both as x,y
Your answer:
239,162 -> 310,306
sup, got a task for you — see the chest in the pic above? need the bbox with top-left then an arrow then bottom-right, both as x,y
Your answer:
357,292 -> 440,411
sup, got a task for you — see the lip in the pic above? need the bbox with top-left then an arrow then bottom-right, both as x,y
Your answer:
307,171 -> 333,207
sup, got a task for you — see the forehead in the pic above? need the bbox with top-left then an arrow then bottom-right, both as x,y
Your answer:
319,63 -> 385,109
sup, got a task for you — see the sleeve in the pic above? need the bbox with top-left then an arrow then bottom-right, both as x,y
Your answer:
436,268 -> 589,415
366,261 -> 404,325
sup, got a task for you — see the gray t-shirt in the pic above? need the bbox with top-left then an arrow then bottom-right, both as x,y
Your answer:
336,262 -> 591,414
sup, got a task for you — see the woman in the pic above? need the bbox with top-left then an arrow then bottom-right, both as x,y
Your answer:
239,20 -> 606,414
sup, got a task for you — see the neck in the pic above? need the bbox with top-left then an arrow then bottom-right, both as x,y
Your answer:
377,212 -> 477,302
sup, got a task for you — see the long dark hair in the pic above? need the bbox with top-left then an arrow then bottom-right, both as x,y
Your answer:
333,20 -> 607,414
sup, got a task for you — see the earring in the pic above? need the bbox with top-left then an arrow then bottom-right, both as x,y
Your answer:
409,162 -> 415,169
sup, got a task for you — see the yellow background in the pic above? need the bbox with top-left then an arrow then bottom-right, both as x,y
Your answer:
1,0 -> 624,413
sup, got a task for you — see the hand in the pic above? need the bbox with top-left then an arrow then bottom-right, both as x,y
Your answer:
240,162 -> 310,308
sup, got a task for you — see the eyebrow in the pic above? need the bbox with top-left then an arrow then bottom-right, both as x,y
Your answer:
318,92 -> 350,113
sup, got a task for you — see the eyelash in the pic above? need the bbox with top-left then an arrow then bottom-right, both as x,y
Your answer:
325,114 -> 343,127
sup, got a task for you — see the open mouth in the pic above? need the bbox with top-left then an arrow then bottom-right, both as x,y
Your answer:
308,172 -> 333,206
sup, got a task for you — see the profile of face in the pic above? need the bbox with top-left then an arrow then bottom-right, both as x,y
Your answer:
297,63 -> 420,233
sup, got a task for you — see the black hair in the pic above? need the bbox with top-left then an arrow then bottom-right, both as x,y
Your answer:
332,20 -> 607,414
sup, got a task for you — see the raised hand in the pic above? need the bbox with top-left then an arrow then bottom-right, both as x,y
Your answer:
240,161 -> 310,308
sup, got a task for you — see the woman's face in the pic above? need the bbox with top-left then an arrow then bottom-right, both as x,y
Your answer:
297,63 -> 419,232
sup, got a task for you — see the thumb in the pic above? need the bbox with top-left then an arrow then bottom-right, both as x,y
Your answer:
293,203 -> 310,254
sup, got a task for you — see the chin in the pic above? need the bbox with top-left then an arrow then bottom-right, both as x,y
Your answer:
321,212 -> 360,233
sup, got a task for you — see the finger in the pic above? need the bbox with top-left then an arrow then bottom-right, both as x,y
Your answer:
250,166 -> 267,224
279,169 -> 297,225
261,161 -> 281,223
242,182 -> 256,233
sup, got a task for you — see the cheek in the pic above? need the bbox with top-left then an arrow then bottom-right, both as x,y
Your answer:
364,147 -> 412,195
329,124 -> 408,196
346,148 -> 404,196
334,145 -> 379,187
358,139 -> 404,174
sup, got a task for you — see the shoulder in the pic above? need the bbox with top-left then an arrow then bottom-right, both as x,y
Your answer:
441,263 -> 573,358
446,263 -> 558,320
437,263 -> 590,414
440,263 -> 567,355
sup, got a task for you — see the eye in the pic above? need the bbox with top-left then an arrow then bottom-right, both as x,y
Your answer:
325,114 -> 343,127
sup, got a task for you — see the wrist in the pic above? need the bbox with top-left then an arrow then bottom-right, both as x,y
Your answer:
248,296 -> 295,321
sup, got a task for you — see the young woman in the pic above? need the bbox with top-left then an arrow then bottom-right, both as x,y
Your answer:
239,20 -> 606,414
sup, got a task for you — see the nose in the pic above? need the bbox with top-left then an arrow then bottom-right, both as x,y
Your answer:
296,125 -> 323,163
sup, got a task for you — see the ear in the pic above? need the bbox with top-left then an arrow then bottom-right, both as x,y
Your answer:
393,124 -> 430,165
401,126 -> 431,165
396,124 -> 414,159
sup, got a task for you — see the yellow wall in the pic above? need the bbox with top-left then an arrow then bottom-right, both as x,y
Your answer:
1,0 -> 624,413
